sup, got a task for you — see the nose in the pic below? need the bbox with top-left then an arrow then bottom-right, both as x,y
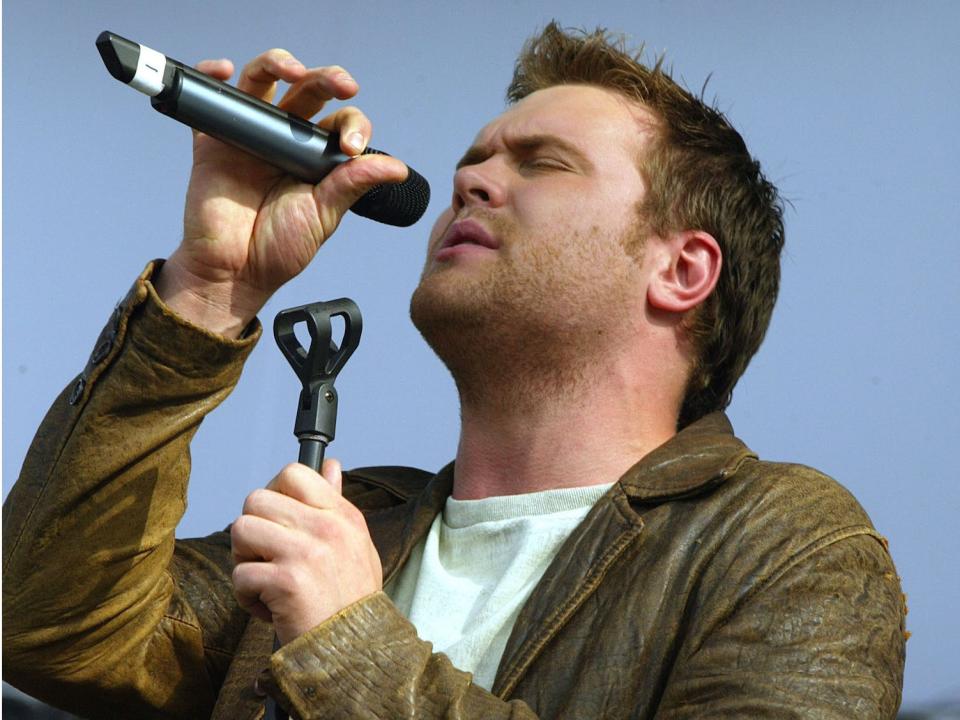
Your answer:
452,160 -> 506,212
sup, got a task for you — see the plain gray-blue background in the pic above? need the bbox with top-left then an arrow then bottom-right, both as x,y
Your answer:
4,1 -> 958,712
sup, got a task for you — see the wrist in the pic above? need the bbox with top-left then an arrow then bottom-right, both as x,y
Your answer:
154,255 -> 266,339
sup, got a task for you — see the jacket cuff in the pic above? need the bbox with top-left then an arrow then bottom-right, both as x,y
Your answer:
136,259 -> 263,365
67,260 -> 262,408
266,592 -> 472,719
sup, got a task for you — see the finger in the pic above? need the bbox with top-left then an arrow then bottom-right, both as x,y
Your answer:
231,513 -> 295,563
237,49 -> 307,103
242,487 -> 313,529
232,560 -> 277,622
278,66 -> 359,121
321,458 -> 343,495
194,58 -> 234,81
268,463 -> 340,508
317,106 -> 372,157
264,462 -> 316,494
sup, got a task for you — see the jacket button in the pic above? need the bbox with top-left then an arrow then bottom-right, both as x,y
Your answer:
91,338 -> 113,365
68,378 -> 86,406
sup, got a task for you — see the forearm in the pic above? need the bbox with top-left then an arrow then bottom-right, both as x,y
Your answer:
2,262 -> 260,717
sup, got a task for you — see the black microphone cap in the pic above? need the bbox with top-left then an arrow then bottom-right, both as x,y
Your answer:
352,147 -> 431,227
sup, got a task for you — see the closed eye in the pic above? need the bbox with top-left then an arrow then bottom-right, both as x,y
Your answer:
522,157 -> 570,172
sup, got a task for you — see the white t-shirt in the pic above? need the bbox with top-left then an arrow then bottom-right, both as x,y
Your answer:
385,482 -> 614,690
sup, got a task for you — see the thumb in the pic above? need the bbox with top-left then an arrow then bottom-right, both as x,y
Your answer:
320,458 -> 343,495
313,153 -> 409,224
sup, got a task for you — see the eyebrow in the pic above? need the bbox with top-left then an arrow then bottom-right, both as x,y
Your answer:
456,133 -> 594,172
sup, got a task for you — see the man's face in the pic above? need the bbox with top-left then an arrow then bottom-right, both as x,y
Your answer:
410,84 -> 659,376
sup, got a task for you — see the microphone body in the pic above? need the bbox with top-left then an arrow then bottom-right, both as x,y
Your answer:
156,61 -> 354,183
96,31 -> 430,227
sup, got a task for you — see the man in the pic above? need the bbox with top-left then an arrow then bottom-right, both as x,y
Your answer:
3,23 -> 906,719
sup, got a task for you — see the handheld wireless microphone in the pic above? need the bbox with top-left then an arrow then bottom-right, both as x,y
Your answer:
96,31 -> 430,227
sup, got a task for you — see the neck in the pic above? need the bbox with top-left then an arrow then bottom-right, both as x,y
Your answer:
451,352 -> 680,500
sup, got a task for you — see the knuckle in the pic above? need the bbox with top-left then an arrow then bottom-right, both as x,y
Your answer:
306,512 -> 335,541
304,539 -> 332,566
265,48 -> 293,66
240,57 -> 261,75
343,502 -> 366,529
323,516 -> 347,541
276,564 -> 301,593
342,106 -> 369,126
276,463 -> 302,490
231,562 -> 249,588
281,462 -> 303,477
242,488 -> 268,514
303,80 -> 334,100
231,515 -> 254,543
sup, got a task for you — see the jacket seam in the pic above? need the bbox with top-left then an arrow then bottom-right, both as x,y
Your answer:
2,388 -> 83,576
686,525 -> 885,662
671,667 -> 892,683
347,472 -> 428,502
159,566 -> 242,658
161,612 -> 203,634
160,608 -> 239,657
4,284 -> 149,573
740,525 -> 883,609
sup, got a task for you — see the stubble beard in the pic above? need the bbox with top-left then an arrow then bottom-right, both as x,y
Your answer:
409,221 -> 640,416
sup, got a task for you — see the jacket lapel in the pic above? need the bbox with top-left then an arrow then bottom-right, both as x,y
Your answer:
492,488 -> 643,699
491,413 -> 755,699
369,464 -> 453,583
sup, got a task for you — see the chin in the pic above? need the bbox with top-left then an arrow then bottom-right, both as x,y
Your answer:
409,270 -> 501,371
410,274 -> 474,337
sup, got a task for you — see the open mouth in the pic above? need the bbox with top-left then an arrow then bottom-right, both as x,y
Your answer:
440,220 -> 500,251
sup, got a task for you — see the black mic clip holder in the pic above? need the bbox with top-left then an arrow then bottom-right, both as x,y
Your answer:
273,298 -> 362,473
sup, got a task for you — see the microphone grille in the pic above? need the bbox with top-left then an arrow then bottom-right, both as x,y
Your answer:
351,147 -> 431,227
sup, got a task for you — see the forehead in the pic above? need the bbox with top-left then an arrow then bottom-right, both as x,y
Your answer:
472,84 -> 657,157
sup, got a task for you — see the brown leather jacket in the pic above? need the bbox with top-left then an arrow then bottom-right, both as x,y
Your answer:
3,265 -> 906,719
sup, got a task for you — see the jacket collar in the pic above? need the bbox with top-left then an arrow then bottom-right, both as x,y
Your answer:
363,412 -> 755,507
617,412 -> 756,502
370,412 -> 753,578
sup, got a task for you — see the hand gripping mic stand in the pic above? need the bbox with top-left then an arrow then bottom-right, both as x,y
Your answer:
266,298 -> 362,720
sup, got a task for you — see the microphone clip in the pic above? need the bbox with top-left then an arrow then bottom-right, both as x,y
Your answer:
273,299 -> 362,471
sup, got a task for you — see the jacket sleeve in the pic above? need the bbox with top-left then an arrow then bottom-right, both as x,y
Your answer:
263,592 -> 540,720
2,263 -> 260,720
655,474 -> 907,719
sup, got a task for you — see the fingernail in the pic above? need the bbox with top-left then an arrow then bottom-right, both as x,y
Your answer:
337,71 -> 356,85
348,132 -> 365,153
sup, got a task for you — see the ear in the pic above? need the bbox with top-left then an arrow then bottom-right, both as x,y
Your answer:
647,230 -> 722,313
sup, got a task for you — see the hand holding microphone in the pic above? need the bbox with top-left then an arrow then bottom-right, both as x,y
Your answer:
96,32 -> 429,338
